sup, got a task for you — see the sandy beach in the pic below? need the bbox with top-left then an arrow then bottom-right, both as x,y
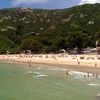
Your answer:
0,54 -> 100,69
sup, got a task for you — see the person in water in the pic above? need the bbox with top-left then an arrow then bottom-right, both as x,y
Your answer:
65,70 -> 69,77
28,60 -> 31,70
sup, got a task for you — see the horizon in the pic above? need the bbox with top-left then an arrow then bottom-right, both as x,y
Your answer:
0,0 -> 100,9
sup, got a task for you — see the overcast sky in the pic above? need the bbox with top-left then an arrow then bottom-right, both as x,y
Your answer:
0,0 -> 100,9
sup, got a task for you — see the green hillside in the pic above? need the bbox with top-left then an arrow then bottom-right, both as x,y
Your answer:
0,4 -> 100,53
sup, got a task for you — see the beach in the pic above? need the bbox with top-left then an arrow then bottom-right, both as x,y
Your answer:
0,54 -> 100,69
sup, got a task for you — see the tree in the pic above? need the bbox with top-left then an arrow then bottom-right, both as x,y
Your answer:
65,32 -> 88,50
21,37 -> 42,53
0,36 -> 14,53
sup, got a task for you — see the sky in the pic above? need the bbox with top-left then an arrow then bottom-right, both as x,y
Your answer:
0,0 -> 100,9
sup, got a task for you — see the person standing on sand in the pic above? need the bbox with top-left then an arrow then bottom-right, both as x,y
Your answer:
95,62 -> 97,68
77,59 -> 80,65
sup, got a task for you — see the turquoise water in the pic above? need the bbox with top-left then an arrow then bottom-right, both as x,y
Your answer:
0,62 -> 99,100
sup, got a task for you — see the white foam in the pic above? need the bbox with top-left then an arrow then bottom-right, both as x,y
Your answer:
48,68 -> 67,71
34,74 -> 47,78
97,94 -> 100,96
26,70 -> 48,78
88,83 -> 99,86
68,71 -> 93,79
26,71 -> 41,74
33,72 -> 41,75
26,71 -> 34,74
33,71 -> 48,78
69,71 -> 92,76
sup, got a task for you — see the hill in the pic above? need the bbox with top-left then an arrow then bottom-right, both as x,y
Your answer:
0,4 -> 100,53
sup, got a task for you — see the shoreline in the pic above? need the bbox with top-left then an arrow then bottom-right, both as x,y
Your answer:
0,54 -> 100,74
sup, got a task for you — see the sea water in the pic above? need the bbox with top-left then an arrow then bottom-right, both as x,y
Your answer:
0,62 -> 99,100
